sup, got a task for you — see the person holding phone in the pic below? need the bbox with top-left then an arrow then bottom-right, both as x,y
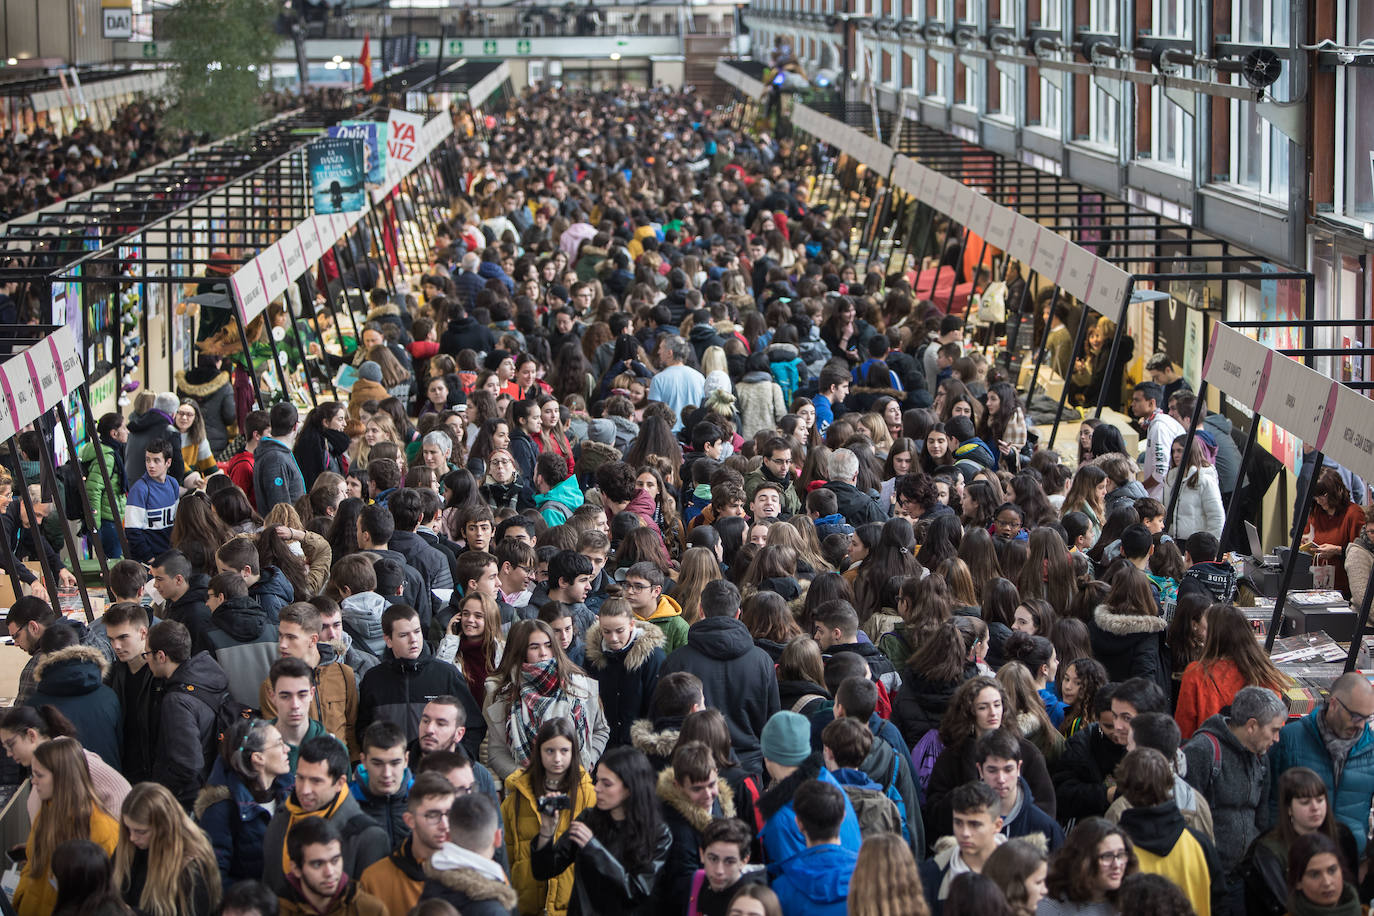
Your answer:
504,717 -> 595,916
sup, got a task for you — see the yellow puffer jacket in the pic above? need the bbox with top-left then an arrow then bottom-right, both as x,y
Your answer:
501,766 -> 596,916
14,805 -> 120,916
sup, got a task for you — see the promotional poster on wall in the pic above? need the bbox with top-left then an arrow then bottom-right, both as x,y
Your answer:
309,136 -> 367,214
331,121 -> 387,187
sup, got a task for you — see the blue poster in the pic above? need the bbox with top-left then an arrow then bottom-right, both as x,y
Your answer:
309,136 -> 367,214
333,120 -> 387,186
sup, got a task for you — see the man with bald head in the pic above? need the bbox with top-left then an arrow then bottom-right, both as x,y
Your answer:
1270,671 -> 1374,854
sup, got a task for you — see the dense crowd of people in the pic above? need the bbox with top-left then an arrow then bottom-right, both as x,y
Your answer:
2,83 -> 1374,916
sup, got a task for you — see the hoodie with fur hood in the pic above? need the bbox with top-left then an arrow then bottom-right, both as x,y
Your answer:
30,644 -> 123,770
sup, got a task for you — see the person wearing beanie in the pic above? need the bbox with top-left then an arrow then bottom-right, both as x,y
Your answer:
755,711 -> 863,872
578,419 -> 622,483
125,391 -> 188,485
349,361 -> 390,420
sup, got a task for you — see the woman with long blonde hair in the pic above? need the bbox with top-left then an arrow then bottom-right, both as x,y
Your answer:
772,518 -> 832,578
13,737 -> 121,916
672,546 -> 724,624
353,411 -> 402,468
846,833 -> 930,916
112,782 -> 220,916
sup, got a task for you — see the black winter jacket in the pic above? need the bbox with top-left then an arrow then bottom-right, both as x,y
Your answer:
440,316 -> 497,355
357,644 -> 485,759
154,651 -> 231,808
585,622 -> 666,748
1050,722 -> 1126,822
892,664 -> 976,748
531,818 -> 673,916
163,573 -> 213,644
660,617 -> 780,774
822,480 -> 887,526
389,529 -> 455,597
1087,604 -> 1169,698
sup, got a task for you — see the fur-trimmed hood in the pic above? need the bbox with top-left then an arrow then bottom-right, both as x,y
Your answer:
366,303 -> 403,322
656,766 -> 736,832
1092,604 -> 1167,636
630,719 -> 680,757
175,369 -> 231,397
584,620 -> 665,672
577,439 -> 622,473
194,784 -> 230,821
33,644 -> 110,684
423,850 -> 518,909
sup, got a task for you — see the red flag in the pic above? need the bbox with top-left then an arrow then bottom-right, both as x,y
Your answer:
359,34 -> 373,91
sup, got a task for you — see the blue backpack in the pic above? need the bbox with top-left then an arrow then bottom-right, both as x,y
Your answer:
768,356 -> 801,403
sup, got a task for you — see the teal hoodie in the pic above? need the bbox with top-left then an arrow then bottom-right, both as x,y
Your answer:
534,474 -> 585,527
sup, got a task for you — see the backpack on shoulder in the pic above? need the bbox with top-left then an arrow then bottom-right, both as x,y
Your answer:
910,729 -> 945,805
842,784 -> 902,839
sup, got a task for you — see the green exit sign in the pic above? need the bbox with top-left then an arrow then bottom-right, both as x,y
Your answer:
415,39 -> 432,56
141,42 -> 157,58
516,39 -> 531,54
483,39 -> 497,54
446,39 -> 463,56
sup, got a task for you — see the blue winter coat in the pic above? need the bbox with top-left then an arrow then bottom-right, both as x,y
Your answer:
758,759 -> 862,873
194,759 -> 294,887
1270,707 -> 1374,854
772,843 -> 857,916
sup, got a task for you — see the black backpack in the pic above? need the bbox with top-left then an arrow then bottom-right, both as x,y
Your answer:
169,682 -> 253,774
58,459 -> 88,528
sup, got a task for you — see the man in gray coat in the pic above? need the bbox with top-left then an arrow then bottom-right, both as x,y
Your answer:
1181,686 -> 1286,914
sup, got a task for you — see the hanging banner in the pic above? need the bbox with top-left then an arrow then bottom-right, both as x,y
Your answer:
385,109 -> 427,185
0,328 -> 88,444
1086,262 -> 1131,314
333,121 -> 387,187
231,261 -> 270,324
309,136 -> 367,214
1258,354 -> 1339,450
1322,382 -> 1374,481
280,226 -> 306,281
258,245 -> 289,303
1202,322 -> 1273,410
1059,243 -> 1098,303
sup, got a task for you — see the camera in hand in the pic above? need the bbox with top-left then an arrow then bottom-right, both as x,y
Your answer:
536,794 -> 572,815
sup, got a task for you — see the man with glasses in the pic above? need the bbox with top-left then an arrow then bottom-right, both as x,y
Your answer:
359,772 -> 455,916
1271,672 -> 1374,856
494,539 -> 537,618
746,437 -> 801,518
1182,685 -> 1289,914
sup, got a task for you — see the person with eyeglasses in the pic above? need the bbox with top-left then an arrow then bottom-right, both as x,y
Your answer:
1039,817 -> 1138,916
1270,672 -> 1374,863
196,717 -> 295,889
1181,685 -> 1289,915
358,772 -> 456,916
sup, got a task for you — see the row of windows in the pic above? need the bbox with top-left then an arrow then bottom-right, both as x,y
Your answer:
751,0 -> 1300,204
